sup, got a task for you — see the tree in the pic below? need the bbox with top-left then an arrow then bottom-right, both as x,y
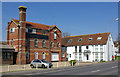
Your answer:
62,32 -> 71,37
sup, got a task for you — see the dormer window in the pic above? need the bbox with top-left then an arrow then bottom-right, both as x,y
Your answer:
97,37 -> 102,40
68,39 -> 72,42
88,38 -> 92,41
32,29 -> 36,33
10,27 -> 15,33
78,38 -> 82,42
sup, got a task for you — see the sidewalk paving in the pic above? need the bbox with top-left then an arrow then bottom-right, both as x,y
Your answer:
1,61 -> 96,73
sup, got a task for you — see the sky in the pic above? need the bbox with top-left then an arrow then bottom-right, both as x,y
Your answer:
2,2 -> 118,41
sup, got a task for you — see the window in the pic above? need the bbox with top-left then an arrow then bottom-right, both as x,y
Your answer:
79,46 -> 81,52
78,38 -> 82,42
97,37 -> 102,40
50,42 -> 53,47
62,53 -> 65,57
70,54 -> 71,58
2,52 -> 11,60
35,52 -> 38,59
11,39 -> 13,46
34,39 -> 38,47
10,27 -> 15,33
62,47 -> 67,51
54,32 -> 57,40
42,40 -> 45,47
95,45 -> 98,48
57,43 -> 60,47
88,38 -> 92,41
68,39 -> 72,42
86,46 -> 89,49
100,45 -> 103,48
26,28 -> 28,32
32,29 -> 36,33
26,52 -> 29,60
25,39 -> 29,46
75,46 -> 77,53
42,52 -> 45,59
95,48 -> 98,52
42,31 -> 45,35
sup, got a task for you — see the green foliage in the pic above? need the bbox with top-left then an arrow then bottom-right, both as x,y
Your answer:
69,60 -> 76,66
115,55 -> 120,60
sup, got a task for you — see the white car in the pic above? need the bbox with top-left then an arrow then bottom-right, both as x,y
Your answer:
30,59 -> 53,68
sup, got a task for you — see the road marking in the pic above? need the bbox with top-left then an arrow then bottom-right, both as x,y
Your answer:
25,74 -> 33,75
91,70 -> 100,73
112,66 -> 118,68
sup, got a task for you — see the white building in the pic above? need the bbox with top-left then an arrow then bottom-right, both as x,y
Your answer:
62,32 -> 115,62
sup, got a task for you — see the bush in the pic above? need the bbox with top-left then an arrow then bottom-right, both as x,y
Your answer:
69,60 -> 76,66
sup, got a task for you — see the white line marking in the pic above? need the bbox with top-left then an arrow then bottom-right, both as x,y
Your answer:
91,70 -> 100,73
112,66 -> 118,68
25,74 -> 32,75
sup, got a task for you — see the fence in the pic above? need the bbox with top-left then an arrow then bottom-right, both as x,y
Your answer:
1,61 -> 93,72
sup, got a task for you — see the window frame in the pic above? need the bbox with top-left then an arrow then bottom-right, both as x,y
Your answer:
10,27 -> 15,33
34,39 -> 38,47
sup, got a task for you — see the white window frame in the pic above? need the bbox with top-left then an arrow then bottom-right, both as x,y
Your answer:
97,37 -> 102,40
54,32 -> 57,40
62,53 -> 65,57
32,29 -> 36,33
10,27 -> 15,33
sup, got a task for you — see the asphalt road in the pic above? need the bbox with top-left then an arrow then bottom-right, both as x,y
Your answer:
2,61 -> 119,76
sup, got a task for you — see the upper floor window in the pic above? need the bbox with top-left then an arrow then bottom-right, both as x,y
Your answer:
62,53 -> 65,57
50,42 -> 53,47
100,45 -> 103,48
54,32 -> 57,40
11,38 -> 13,46
34,39 -> 38,47
97,37 -> 102,40
86,46 -> 89,49
88,38 -> 92,41
32,29 -> 36,33
79,46 -> 81,52
75,46 -> 77,53
10,27 -> 15,33
68,39 -> 72,42
26,28 -> 28,32
57,43 -> 60,47
42,40 -> 45,47
42,31 -> 45,35
78,38 -> 82,42
95,45 -> 98,48
25,39 -> 29,46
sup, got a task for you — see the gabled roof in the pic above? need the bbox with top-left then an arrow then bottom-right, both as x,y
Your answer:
11,19 -> 56,30
62,32 -> 110,46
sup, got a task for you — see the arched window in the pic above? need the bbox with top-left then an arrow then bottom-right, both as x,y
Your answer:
54,32 -> 57,40
42,52 -> 45,59
42,40 -> 45,47
11,38 -> 13,46
34,39 -> 38,47
35,52 -> 38,59
50,42 -> 53,47
57,43 -> 60,47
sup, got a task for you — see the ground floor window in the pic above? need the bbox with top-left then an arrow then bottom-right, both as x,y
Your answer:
42,52 -> 45,59
95,53 -> 98,61
35,52 -> 38,59
100,53 -> 103,61
62,53 -> 65,57
2,52 -> 11,60
26,52 -> 29,60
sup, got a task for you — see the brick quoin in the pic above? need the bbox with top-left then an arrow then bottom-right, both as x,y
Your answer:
7,6 -> 64,64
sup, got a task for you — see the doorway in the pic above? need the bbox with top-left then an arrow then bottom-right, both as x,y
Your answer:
86,54 -> 89,60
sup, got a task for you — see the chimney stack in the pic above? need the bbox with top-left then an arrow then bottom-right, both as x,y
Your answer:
18,6 -> 27,22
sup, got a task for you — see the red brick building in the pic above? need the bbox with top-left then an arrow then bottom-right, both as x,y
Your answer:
7,6 -> 63,64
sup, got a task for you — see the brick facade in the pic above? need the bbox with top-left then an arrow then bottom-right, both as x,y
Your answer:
7,6 -> 63,64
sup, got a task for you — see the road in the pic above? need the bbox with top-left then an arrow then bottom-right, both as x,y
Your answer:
2,61 -> 119,76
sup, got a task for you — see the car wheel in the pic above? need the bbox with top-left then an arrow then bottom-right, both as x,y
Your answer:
42,65 -> 45,68
30,64 -> 34,68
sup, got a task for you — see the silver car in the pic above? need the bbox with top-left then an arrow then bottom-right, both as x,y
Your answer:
30,59 -> 53,68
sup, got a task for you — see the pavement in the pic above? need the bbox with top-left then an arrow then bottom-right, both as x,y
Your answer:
1,60 -> 119,76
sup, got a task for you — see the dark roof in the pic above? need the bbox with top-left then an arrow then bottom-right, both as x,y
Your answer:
62,32 -> 110,46
12,19 -> 56,30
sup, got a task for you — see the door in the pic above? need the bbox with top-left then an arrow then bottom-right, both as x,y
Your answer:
13,52 -> 17,64
51,53 -> 59,61
86,54 -> 89,60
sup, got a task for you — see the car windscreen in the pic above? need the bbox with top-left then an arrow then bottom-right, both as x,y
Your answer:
41,60 -> 48,63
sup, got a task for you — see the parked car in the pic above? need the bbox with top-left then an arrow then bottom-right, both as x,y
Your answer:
30,59 -> 53,68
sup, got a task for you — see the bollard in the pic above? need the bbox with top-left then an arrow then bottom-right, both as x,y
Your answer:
8,65 -> 10,71
64,62 -> 66,67
24,65 -> 26,70
57,62 -> 59,68
36,64 -> 38,69
72,61 -> 73,66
